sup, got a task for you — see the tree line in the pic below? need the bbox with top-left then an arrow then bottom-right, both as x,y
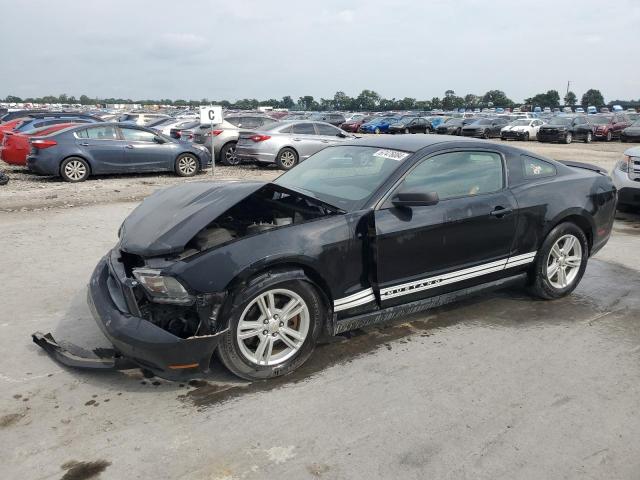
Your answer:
2,88 -> 636,111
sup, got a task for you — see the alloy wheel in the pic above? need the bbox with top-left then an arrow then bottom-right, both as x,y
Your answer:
225,145 -> 237,164
64,160 -> 87,181
546,234 -> 582,289
236,288 -> 310,366
178,155 -> 197,175
279,151 -> 296,169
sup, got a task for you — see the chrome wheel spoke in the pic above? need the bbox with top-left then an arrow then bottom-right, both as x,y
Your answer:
562,236 -> 576,254
280,326 -> 304,342
254,336 -> 270,364
277,331 -> 298,350
280,298 -> 302,321
547,262 -> 560,279
550,244 -> 562,260
257,295 -> 271,318
565,256 -> 581,268
557,266 -> 567,287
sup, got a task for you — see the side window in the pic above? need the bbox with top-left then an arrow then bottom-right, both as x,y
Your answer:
315,123 -> 341,136
399,151 -> 504,201
292,123 -> 316,135
120,128 -> 156,142
75,129 -> 89,139
85,126 -> 118,140
522,154 -> 556,178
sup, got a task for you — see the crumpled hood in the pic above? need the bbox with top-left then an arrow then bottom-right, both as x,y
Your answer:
119,181 -> 266,256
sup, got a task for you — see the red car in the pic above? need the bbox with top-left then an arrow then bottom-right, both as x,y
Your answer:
1,123 -> 78,166
0,118 -> 27,143
340,116 -> 374,133
590,113 -> 631,141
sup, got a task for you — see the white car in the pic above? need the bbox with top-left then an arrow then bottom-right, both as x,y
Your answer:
500,118 -> 545,141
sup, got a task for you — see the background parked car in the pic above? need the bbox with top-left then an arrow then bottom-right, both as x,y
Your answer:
611,146 -> 640,209
13,114 -> 102,133
309,113 -> 347,127
537,115 -> 593,144
1,122 -> 79,166
462,118 -> 509,138
425,116 -> 447,131
235,120 -> 354,170
340,115 -> 375,133
359,116 -> 399,134
192,114 -> 278,165
590,113 -> 631,141
500,119 -> 545,141
118,113 -> 170,126
27,123 -> 211,182
621,120 -> 640,143
388,116 -> 430,134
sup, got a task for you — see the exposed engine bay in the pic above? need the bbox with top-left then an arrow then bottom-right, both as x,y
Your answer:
182,184 -> 341,256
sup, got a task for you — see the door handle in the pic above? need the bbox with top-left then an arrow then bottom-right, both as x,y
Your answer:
125,144 -> 134,149
79,142 -> 89,146
292,138 -> 302,141
490,206 -> 513,217
320,140 -> 329,143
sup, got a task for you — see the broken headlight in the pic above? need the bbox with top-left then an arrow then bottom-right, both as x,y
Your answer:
133,268 -> 193,305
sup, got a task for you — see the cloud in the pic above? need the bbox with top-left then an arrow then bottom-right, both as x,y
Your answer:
337,9 -> 355,23
146,33 -> 208,59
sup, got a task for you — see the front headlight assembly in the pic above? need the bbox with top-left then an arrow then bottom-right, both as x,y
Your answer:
133,268 -> 193,305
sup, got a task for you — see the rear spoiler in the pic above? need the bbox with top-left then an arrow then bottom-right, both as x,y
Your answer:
560,160 -> 607,175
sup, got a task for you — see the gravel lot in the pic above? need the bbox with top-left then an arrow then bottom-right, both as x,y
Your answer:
1,139 -> 639,479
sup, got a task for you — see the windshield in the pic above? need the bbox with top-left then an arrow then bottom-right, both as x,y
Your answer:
472,119 -> 492,125
274,145 -> 408,211
590,116 -> 613,125
549,117 -> 573,126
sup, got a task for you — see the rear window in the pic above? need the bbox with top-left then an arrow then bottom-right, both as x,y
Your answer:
522,155 -> 556,178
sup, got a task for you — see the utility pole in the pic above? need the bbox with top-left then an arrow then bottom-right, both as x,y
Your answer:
565,81 -> 571,103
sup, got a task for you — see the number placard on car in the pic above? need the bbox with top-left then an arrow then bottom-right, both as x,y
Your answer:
373,149 -> 409,161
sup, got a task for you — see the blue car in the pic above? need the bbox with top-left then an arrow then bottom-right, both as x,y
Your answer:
359,117 -> 399,134
14,114 -> 103,133
27,123 -> 211,182
425,116 -> 447,130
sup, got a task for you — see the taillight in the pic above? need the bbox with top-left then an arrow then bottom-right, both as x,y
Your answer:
188,133 -> 193,140
249,135 -> 271,142
212,129 -> 223,136
31,139 -> 58,149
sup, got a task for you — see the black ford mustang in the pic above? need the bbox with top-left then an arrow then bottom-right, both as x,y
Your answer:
34,136 -> 617,380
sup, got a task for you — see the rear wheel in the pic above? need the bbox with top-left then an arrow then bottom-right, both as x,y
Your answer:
276,148 -> 298,170
220,142 -> 240,166
175,153 -> 199,177
217,273 -> 323,380
528,222 -> 588,300
584,131 -> 592,143
606,131 -> 612,142
523,132 -> 530,142
405,128 -> 410,134
483,129 -> 490,139
374,127 -> 381,134
60,157 -> 90,182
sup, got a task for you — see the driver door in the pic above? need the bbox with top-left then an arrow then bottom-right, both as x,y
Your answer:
373,149 -> 518,307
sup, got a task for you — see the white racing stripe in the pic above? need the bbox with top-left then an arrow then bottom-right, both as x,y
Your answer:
333,251 -> 538,309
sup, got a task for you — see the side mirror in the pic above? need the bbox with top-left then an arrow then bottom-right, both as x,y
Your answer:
392,190 -> 439,208
154,136 -> 166,144
337,131 -> 347,138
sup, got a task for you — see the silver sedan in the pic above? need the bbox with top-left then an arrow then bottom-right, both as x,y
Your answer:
235,120 -> 356,170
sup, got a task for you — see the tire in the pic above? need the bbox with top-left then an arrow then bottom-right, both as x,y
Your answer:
374,127 -> 381,134
175,153 -> 199,177
523,132 -> 530,142
217,272 -> 323,380
60,157 -> 90,182
606,131 -> 612,142
219,142 -> 240,166
528,222 -> 588,300
405,128 -> 410,134
455,128 -> 461,136
483,129 -> 490,139
276,147 -> 298,170
564,132 -> 573,144
584,131 -> 592,143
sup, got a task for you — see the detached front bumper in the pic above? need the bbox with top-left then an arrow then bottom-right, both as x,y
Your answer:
33,254 -> 228,377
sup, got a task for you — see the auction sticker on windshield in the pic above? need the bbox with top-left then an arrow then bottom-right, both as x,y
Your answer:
373,149 -> 410,161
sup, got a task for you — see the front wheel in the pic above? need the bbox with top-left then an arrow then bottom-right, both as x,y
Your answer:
405,128 -> 410,134
175,153 -> 199,177
60,157 -> 90,182
584,131 -> 592,143
523,132 -> 530,142
374,127 -> 381,134
217,273 -> 323,380
606,131 -> 612,142
483,129 -> 490,139
276,148 -> 298,170
564,132 -> 573,144
528,222 -> 588,300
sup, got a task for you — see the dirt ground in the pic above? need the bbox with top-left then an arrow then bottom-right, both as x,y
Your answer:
0,138 -> 633,212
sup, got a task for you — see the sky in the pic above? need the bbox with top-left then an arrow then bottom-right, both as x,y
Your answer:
1,0 -> 639,103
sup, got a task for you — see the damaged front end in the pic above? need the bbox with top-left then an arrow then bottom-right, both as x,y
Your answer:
33,181 -> 342,377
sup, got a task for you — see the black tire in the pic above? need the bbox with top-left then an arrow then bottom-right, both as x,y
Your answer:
219,142 -> 240,166
275,147 -> 298,170
175,153 -> 199,177
584,131 -> 592,143
455,128 -> 461,136
564,132 -> 573,144
606,131 -> 612,142
217,271 -> 324,380
528,222 -> 589,300
483,129 -> 490,139
523,132 -> 530,142
60,156 -> 90,182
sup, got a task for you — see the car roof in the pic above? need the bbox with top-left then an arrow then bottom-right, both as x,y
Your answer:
343,135 -> 480,152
